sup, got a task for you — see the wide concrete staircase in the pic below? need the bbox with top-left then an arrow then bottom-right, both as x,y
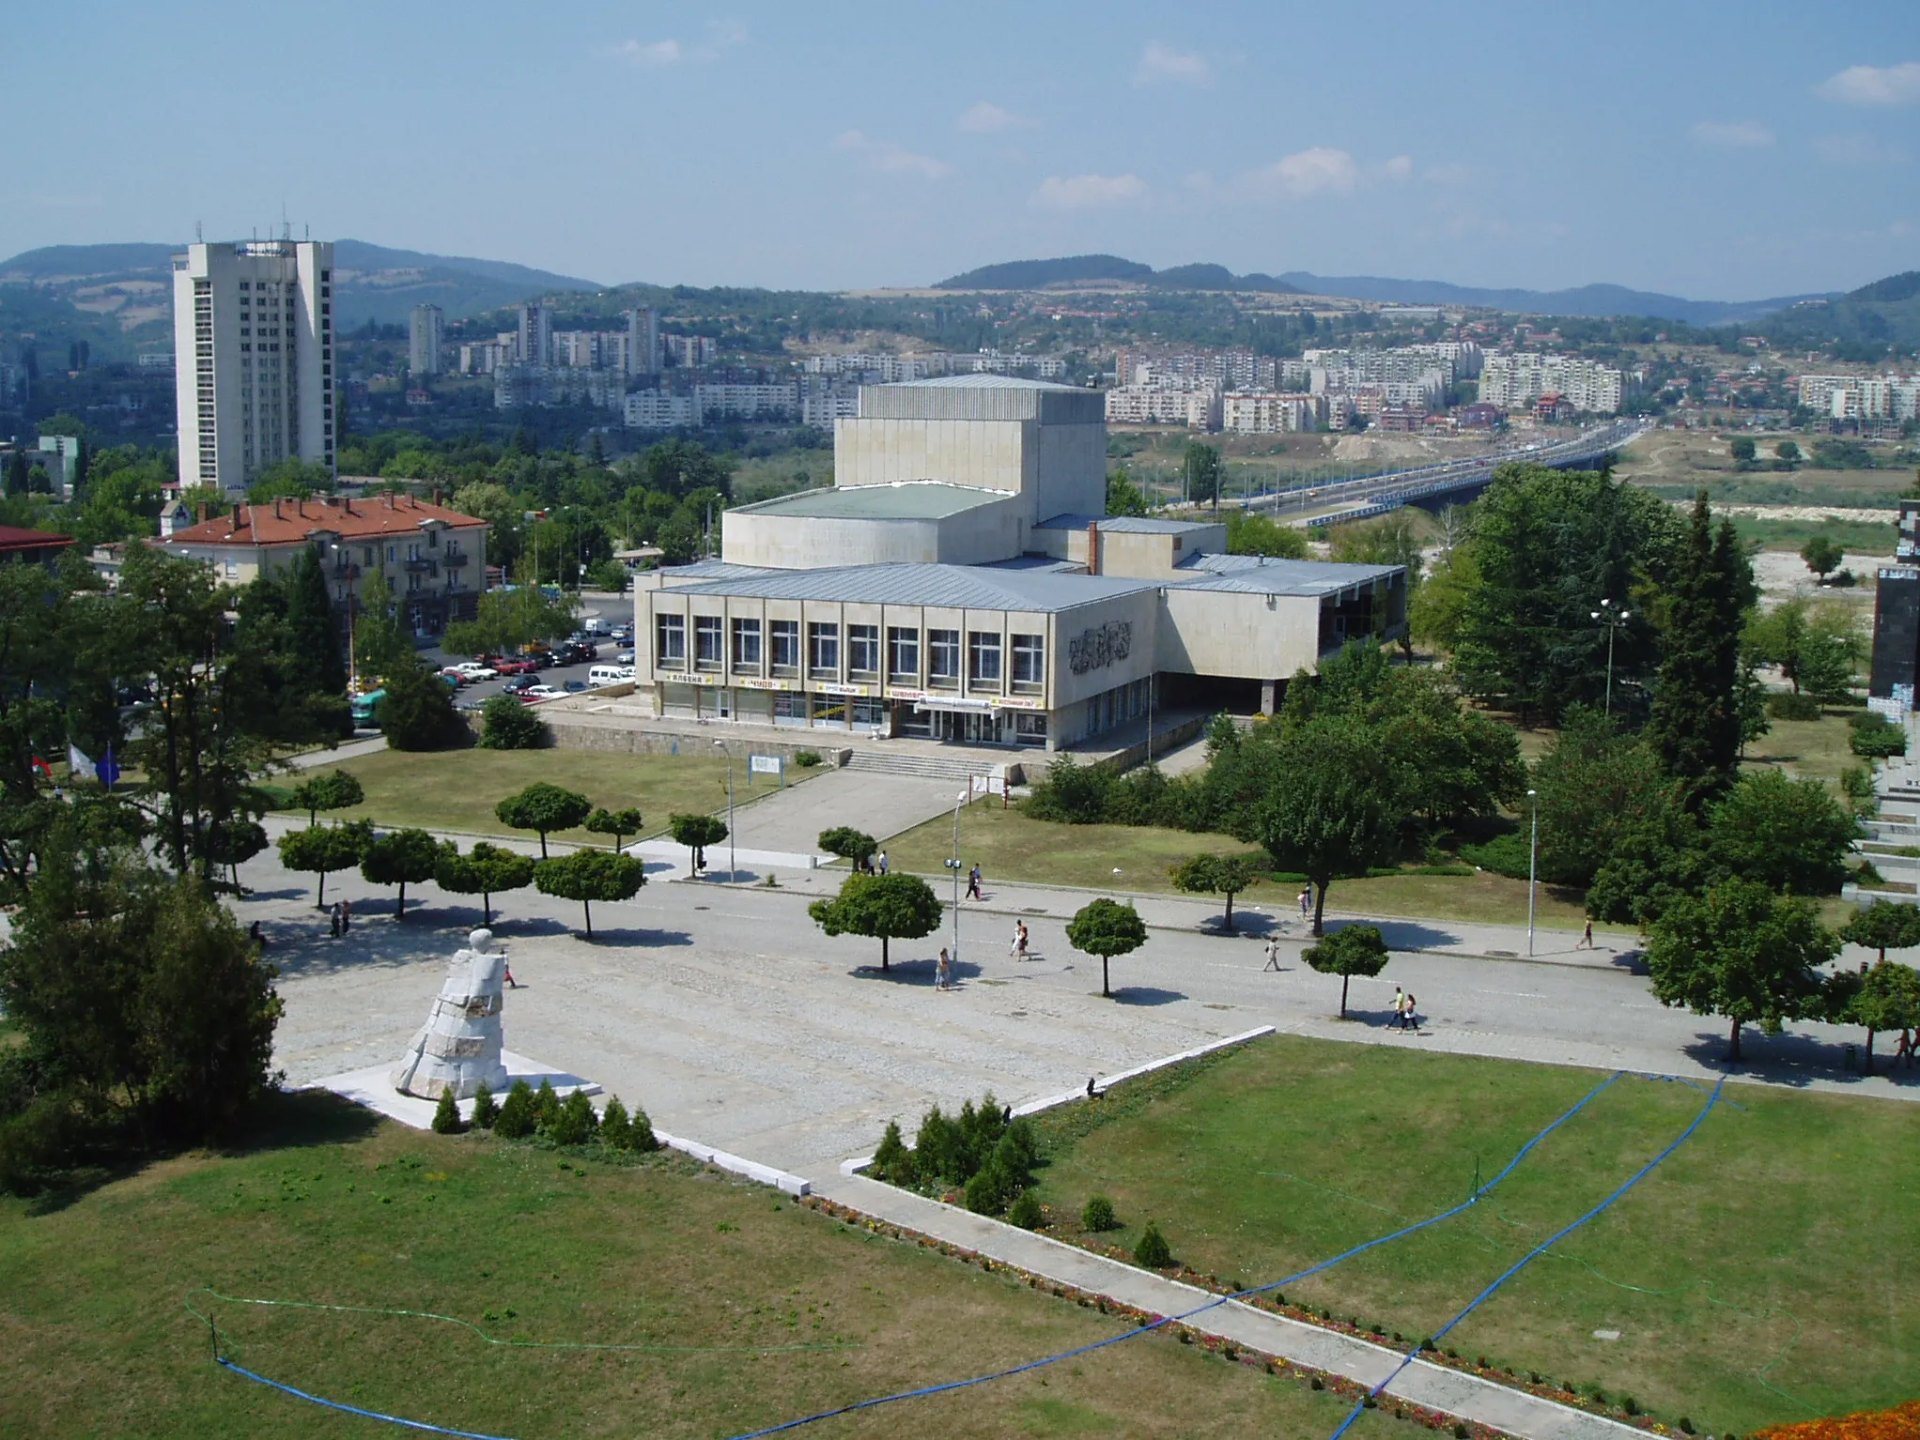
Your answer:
843,748 -> 1017,785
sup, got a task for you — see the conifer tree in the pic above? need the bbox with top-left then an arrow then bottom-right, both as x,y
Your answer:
1647,493 -> 1753,805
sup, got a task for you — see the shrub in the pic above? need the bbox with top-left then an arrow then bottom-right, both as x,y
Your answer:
1082,1194 -> 1117,1231
1454,1426 -> 1471,1439
470,1082 -> 498,1130
1007,1189 -> 1043,1229
1851,713 -> 1908,758
1766,691 -> 1822,721
792,750 -> 822,768
872,1119 -> 915,1183
1623,1396 -> 1640,1416
1679,1420 -> 1695,1435
478,694 -> 551,750
628,1102 -> 660,1152
1459,831 -> 1532,879
548,1089 -> 599,1146
989,1118 -> 1039,1191
493,1080 -> 536,1138
964,1165 -> 1008,1214
532,1078 -> 560,1131
431,1087 -> 463,1134
600,1095 -> 632,1150
1133,1220 -> 1173,1268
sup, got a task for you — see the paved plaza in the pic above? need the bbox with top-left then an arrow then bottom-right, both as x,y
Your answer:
240,831 -> 1916,1182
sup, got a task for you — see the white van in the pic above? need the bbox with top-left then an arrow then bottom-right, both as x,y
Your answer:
588,665 -> 635,687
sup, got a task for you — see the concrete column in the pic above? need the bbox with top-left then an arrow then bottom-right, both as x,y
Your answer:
1260,679 -> 1278,716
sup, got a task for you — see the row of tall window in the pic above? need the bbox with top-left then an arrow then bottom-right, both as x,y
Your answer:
657,616 -> 1045,689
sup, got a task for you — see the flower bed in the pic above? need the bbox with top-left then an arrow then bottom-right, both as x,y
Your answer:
1754,1401 -> 1920,1440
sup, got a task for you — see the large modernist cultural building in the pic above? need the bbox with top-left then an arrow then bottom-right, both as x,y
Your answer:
634,376 -> 1406,749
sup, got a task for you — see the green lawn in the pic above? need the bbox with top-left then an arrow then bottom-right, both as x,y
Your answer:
1017,1036 -> 1920,1435
0,1095 -> 1400,1440
885,800 -> 1592,929
316,748 -> 796,845
1742,713 -> 1863,788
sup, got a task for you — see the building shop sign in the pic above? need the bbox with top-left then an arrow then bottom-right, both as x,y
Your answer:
1068,620 -> 1132,675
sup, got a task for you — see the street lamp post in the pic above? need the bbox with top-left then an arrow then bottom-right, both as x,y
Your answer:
1526,787 -> 1539,958
712,739 -> 734,882
1591,599 -> 1631,717
947,788 -> 967,965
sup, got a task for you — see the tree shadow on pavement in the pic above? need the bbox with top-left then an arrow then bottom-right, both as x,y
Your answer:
568,927 -> 693,947
1109,986 -> 1186,1006
851,956 -> 983,986
1323,917 -> 1459,951
1680,1030 -> 1919,1088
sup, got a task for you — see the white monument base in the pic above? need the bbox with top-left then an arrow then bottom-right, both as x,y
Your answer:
314,1051 -> 601,1131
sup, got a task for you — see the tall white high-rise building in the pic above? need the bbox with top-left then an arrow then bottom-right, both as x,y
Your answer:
517,303 -> 551,367
409,304 -> 444,376
624,306 -> 659,376
172,239 -> 337,493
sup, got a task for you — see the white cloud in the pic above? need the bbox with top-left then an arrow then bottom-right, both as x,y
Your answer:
1818,61 -> 1920,106
1030,173 -> 1148,211
613,38 -> 681,68
1692,119 -> 1775,148
958,101 -> 1035,133
1422,162 -> 1474,186
611,21 -> 744,69
834,130 -> 953,179
1135,42 -> 1209,86
1248,147 -> 1359,198
1381,154 -> 1414,181
1813,131 -> 1907,167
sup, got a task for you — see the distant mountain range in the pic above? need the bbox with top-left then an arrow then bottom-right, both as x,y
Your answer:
0,240 -> 603,331
933,254 -> 1840,326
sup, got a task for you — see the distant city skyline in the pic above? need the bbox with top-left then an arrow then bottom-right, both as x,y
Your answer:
7,1 -> 1918,300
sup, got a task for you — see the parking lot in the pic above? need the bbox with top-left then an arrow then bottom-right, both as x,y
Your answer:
422,624 -> 635,711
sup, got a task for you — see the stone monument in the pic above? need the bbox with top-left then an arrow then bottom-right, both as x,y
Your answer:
391,928 -> 510,1100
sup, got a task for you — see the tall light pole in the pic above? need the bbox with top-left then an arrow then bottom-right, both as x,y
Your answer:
712,739 -> 734,882
1591,599 -> 1630,717
946,788 -> 967,965
1526,787 -> 1539,958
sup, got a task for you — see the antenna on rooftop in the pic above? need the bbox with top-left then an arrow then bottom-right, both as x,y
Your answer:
195,221 -> 203,242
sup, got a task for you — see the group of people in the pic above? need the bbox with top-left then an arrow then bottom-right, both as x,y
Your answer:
854,850 -> 889,877
328,898 -> 354,938
1008,921 -> 1030,961
1391,986 -> 1420,1032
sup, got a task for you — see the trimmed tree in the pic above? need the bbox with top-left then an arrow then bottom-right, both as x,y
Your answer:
276,819 -> 371,907
668,812 -> 729,873
1253,716 -> 1407,936
1302,923 -> 1390,1019
818,826 -> 879,867
533,849 -> 646,940
1841,903 -> 1920,963
1801,535 -> 1844,582
382,661 -> 466,752
807,872 -> 942,972
1837,960 -> 1920,1074
478,693 -> 551,750
433,840 -> 535,926
1066,897 -> 1149,998
1167,853 -> 1265,931
585,807 -> 644,853
1705,768 -> 1860,896
495,783 -> 593,858
290,769 -> 365,827
1647,877 -> 1839,1061
360,827 -> 440,920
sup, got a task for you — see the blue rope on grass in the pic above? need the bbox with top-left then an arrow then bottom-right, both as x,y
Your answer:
1324,1074 -> 1729,1440
208,1069 -> 1634,1440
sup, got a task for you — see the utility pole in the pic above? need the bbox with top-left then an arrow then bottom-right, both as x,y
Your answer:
1526,788 -> 1539,958
713,739 -> 735,881
1593,599 -> 1630,716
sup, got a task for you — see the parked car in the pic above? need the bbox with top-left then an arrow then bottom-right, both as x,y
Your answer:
452,662 -> 497,681
492,657 -> 537,676
564,679 -> 589,693
438,666 -> 474,686
553,641 -> 597,665
520,684 -> 566,701
615,649 -> 636,665
588,664 -> 635,686
502,674 -> 539,694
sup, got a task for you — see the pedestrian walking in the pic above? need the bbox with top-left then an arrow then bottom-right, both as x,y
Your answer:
877,850 -> 889,876
966,863 -> 983,901
1392,986 -> 1404,1027
936,947 -> 952,990
1579,919 -> 1594,950
1298,886 -> 1312,920
340,897 -> 353,933
1013,922 -> 1029,960
329,903 -> 342,939
1263,934 -> 1282,972
1403,992 -> 1418,1032
504,961 -> 518,990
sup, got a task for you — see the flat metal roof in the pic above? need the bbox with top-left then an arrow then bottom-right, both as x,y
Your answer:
1170,553 -> 1403,597
730,483 -> 1011,520
885,374 -> 1084,393
660,562 -> 1157,614
1036,514 -> 1222,535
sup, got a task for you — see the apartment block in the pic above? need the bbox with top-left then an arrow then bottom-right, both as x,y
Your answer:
409,304 -> 444,376
1222,392 -> 1327,434
1480,352 -> 1624,415
624,391 -> 698,429
170,239 -> 337,493
1104,386 -> 1222,429
624,308 -> 660,376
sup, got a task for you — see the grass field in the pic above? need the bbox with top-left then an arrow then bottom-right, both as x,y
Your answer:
0,1095 -> 1400,1440
1732,515 -> 1898,554
1743,713 -> 1863,787
884,800 -> 1592,929
1018,1036 -> 1920,1435
321,749 -> 778,844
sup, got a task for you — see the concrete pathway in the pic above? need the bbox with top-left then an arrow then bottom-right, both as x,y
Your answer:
810,1172 -> 1640,1440
720,766 -> 967,856
283,735 -> 388,770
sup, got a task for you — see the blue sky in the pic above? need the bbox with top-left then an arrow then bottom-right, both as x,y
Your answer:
7,0 -> 1919,299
